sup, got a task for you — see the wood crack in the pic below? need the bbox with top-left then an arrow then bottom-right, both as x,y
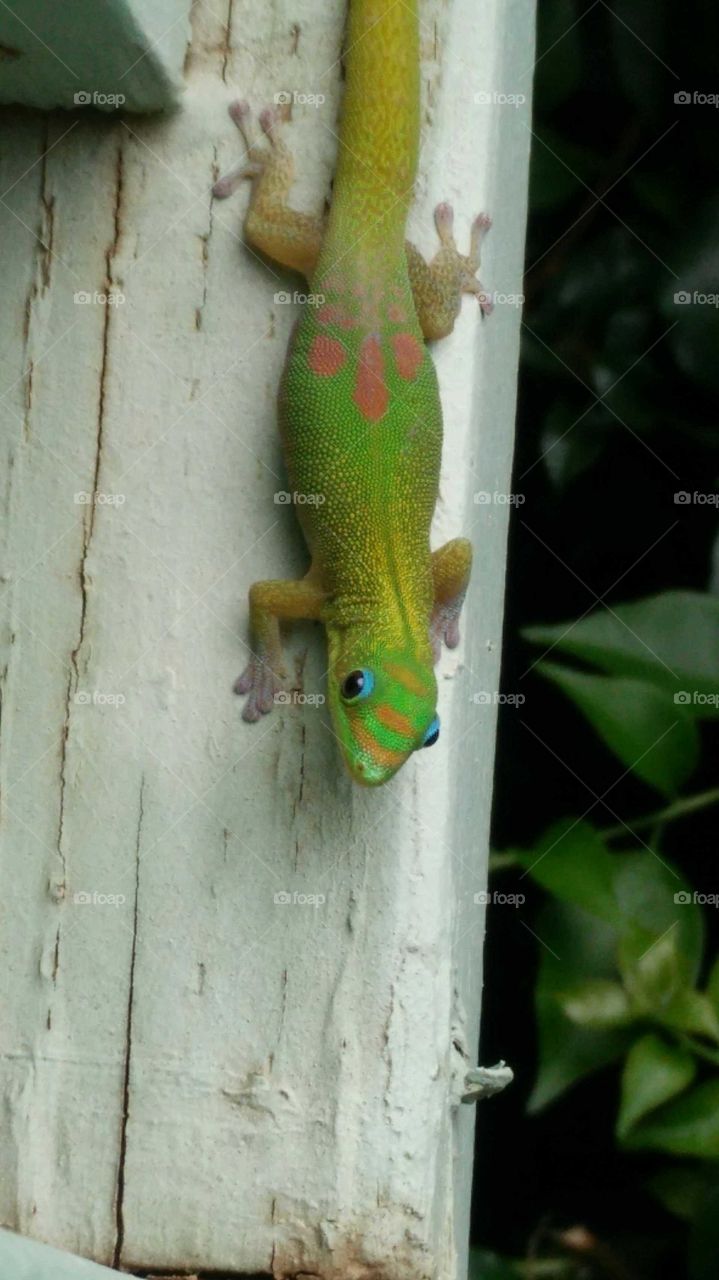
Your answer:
113,772 -> 145,1269
195,156 -> 216,331
221,0 -> 235,83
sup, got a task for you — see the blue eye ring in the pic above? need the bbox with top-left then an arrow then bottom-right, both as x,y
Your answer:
341,668 -> 375,702
422,715 -> 440,748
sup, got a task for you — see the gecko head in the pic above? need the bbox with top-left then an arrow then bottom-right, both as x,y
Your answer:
328,643 -> 440,786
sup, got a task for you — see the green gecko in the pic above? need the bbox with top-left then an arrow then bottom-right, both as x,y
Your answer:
213,0 -> 492,786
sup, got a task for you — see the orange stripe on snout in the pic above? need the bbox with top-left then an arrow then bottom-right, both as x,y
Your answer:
375,704 -> 414,739
354,722 -> 407,770
384,662 -> 428,698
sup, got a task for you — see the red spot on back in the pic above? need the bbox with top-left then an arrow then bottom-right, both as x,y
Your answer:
308,334 -> 347,377
392,332 -> 423,381
388,303 -> 406,323
318,304 -> 355,330
354,335 -> 388,421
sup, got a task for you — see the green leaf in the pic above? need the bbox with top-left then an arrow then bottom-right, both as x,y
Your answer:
537,664 -> 699,796
515,820 -> 619,924
530,901 -> 633,1111
557,979 -> 634,1029
625,1082 -> 719,1157
613,853 -> 704,991
617,1034 -> 696,1140
523,593 -> 719,712
659,989 -> 719,1042
647,1165 -> 713,1222
620,927 -> 684,1016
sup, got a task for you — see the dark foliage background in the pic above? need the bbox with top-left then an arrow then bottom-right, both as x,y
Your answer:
471,1 -> 719,1277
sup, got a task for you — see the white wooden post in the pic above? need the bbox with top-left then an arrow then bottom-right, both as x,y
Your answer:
0,0 -> 534,1274
0,1229 -> 130,1279
0,0 -> 191,112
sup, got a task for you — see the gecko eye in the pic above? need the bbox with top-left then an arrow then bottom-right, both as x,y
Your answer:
422,716 -> 440,747
341,669 -> 375,702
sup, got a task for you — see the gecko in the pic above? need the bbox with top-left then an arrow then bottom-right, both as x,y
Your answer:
213,0 -> 492,786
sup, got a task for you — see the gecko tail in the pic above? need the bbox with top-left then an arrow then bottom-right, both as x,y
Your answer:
329,0 -> 420,242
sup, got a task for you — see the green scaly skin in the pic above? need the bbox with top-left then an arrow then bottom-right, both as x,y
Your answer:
215,0 -> 491,785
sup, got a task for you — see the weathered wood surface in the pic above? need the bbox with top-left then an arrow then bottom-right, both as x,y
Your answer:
0,0 -> 534,1273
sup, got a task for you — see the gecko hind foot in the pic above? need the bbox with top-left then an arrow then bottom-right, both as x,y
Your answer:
406,205 -> 493,339
435,202 -> 494,317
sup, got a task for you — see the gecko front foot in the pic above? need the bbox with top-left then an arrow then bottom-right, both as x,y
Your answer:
430,538 -> 472,663
233,653 -> 285,722
430,600 -> 464,664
